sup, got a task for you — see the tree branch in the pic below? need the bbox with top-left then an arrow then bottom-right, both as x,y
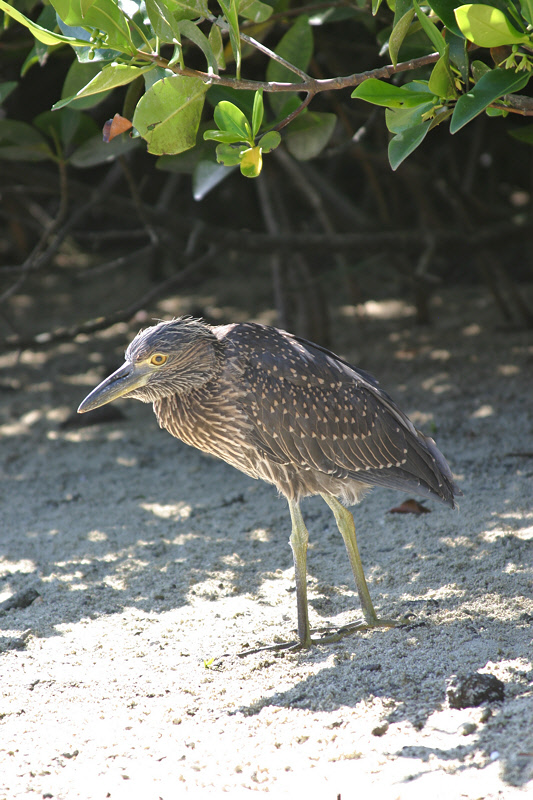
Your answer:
4,246 -> 218,350
138,50 -> 442,95
491,93 -> 533,116
210,15 -> 311,82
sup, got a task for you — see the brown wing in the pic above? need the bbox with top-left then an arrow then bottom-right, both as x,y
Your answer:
222,323 -> 458,507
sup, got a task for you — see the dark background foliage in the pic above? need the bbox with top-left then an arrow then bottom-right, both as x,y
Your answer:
1,0 -> 532,349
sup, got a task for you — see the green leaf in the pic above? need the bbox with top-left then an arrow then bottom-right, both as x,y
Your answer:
178,20 -> 219,74
351,78 -> 434,108
266,16 -> 313,116
269,95 -> 306,126
509,122 -> 533,144
0,82 -> 17,105
34,108 -> 99,152
451,67 -> 530,133
60,60 -> 108,110
238,0 -> 273,23
49,0 -> 135,52
144,67 -> 173,91
0,0 -> 89,46
413,0 -> 445,54
258,130 -> 281,152
55,17 -> 119,62
240,146 -> 262,177
388,8 -> 415,68
285,111 -> 336,160
171,0 -> 209,18
70,132 -> 140,167
209,23 -> 225,70
214,101 -> 253,142
471,59 -> 491,82
193,159 -> 235,200
427,0 -> 462,37
267,15 -> 313,83
155,127 -> 217,174
393,0 -> 414,28
145,0 -> 182,42
485,105 -> 507,117
207,86 -> 256,118
53,63 -> 153,110
428,49 -> 456,98
445,28 -> 469,86
0,119 -> 53,161
203,128 -> 247,143
520,0 -> 533,25
218,0 -> 242,78
133,75 -> 209,155
81,0 -> 99,14
21,44 -> 47,78
386,100 -> 435,133
454,4 -> 529,47
252,89 -> 264,138
215,142 -> 247,166
388,117 -> 432,170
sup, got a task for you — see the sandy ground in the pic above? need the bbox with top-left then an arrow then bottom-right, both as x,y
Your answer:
0,285 -> 532,799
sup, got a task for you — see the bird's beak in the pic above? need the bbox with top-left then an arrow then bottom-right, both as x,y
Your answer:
78,361 -> 150,413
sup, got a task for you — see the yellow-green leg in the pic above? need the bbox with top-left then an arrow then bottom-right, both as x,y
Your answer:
288,499 -> 313,648
321,494 -> 400,629
237,499 -> 343,655
236,495 -> 402,658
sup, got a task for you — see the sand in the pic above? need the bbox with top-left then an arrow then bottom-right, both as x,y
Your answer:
1,286 -> 532,798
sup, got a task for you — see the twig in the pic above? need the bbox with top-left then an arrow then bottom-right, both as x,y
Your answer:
412,234 -> 437,324
274,93 -> 314,132
118,156 -> 159,246
491,93 -> 533,116
3,246 -> 218,350
211,15 -> 311,82
76,244 -> 156,280
210,219 -> 522,253
241,1 -> 353,28
274,147 -> 335,232
0,164 -> 123,304
289,161 -> 369,227
255,170 -> 289,329
137,50 -> 442,95
0,158 -> 69,304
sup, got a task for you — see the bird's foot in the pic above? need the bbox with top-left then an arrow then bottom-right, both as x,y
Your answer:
304,613 -> 414,644
333,613 -> 415,636
235,615 -> 415,656
235,639 -> 300,657
232,613 -> 416,657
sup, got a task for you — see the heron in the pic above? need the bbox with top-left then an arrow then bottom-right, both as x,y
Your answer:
78,317 -> 460,649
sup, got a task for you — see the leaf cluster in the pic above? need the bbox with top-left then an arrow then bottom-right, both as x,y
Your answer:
203,91 -> 281,178
1,0 -> 533,182
352,1 -> 533,168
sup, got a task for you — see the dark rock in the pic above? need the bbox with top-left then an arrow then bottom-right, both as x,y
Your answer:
447,673 -> 505,709
0,587 -> 40,613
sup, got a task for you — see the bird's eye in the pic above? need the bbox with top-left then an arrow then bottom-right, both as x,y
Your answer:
150,354 -> 168,366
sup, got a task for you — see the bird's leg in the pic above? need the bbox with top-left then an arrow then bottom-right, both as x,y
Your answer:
288,499 -> 313,648
236,496 -> 404,658
237,500 -> 354,656
321,494 -> 401,630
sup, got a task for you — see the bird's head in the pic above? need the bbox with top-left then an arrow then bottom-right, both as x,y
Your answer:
78,317 -> 222,413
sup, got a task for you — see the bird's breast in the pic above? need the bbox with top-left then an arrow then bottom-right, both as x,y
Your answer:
153,387 -> 265,480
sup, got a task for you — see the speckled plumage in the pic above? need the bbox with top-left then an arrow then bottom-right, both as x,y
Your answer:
78,316 -> 460,648
125,318 -> 457,507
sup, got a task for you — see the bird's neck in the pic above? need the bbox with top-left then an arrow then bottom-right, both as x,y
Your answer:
165,333 -> 225,398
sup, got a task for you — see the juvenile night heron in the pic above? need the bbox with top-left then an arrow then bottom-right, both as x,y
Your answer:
78,317 -> 460,648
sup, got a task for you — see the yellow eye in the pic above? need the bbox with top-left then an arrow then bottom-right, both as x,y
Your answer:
150,353 -> 168,366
